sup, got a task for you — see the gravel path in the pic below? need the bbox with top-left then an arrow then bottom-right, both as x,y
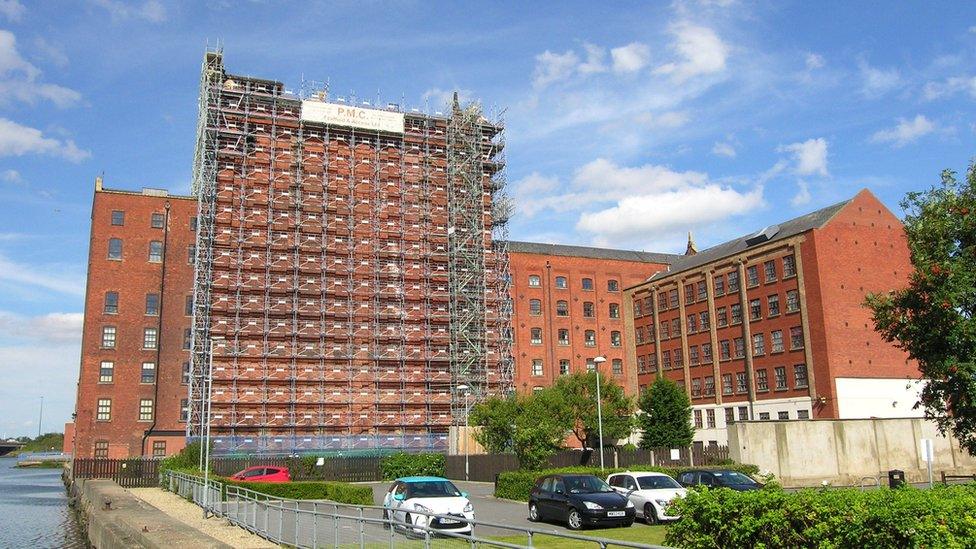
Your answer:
129,487 -> 277,548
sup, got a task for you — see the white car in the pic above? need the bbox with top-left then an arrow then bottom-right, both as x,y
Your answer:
382,476 -> 474,535
606,472 -> 687,524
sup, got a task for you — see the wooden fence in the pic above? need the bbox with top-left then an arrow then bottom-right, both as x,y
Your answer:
72,458 -> 161,488
210,455 -> 384,482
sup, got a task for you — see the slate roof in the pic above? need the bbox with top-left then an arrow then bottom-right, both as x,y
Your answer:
507,241 -> 678,264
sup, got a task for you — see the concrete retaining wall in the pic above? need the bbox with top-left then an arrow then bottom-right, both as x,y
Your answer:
729,417 -> 976,487
69,476 -> 232,548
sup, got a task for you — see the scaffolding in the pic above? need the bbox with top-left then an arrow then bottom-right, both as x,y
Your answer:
187,50 -> 512,454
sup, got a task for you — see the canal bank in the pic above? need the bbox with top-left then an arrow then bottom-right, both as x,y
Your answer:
0,457 -> 86,548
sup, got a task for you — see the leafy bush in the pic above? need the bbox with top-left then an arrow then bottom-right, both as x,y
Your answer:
380,452 -> 445,480
494,464 -> 760,501
159,441 -> 206,474
224,478 -> 374,506
666,484 -> 976,548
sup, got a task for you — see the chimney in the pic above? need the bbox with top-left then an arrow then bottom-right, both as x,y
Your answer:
685,231 -> 698,256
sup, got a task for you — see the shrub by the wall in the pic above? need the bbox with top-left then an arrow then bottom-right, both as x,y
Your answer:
666,485 -> 976,548
380,452 -> 446,480
494,464 -> 760,501
224,478 -> 374,506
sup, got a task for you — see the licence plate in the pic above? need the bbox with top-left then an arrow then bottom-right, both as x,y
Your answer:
439,519 -> 460,524
607,511 -> 625,517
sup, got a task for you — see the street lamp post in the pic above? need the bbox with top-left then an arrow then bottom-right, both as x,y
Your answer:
593,356 -> 607,470
202,336 -> 223,519
457,384 -> 471,481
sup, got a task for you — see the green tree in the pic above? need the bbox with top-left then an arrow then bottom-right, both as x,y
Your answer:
550,372 -> 635,448
866,163 -> 976,454
637,377 -> 694,448
469,396 -> 519,454
469,392 -> 571,469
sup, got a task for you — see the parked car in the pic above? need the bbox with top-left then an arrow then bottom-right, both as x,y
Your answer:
607,471 -> 687,524
528,474 -> 635,530
230,465 -> 291,483
382,476 -> 474,535
676,469 -> 762,491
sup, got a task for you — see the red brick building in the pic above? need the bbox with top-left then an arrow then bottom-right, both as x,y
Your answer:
71,180 -> 197,458
626,189 -> 920,445
508,242 -> 673,395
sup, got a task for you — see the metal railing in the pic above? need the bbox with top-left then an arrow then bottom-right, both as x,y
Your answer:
161,470 -> 668,548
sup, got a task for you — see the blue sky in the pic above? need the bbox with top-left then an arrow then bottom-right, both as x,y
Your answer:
0,0 -> 973,437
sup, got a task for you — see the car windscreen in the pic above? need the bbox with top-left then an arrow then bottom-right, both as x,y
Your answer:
405,481 -> 462,498
565,476 -> 614,494
638,476 -> 681,489
714,472 -> 755,485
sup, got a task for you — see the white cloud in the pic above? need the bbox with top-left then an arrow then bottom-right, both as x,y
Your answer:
0,311 -> 83,343
513,172 -> 561,217
91,0 -> 167,23
0,344 -> 80,438
870,115 -> 936,147
0,0 -> 24,22
655,23 -> 728,81
578,43 -> 607,75
712,141 -> 736,157
611,42 -> 651,73
32,37 -> 69,67
0,253 -> 86,296
778,138 -> 829,177
922,75 -> 976,101
0,118 -> 90,162
858,59 -> 900,98
631,110 -> 690,129
791,181 -> 811,206
532,49 -> 580,88
0,30 -> 81,108
805,53 -> 825,70
421,87 -> 471,110
1,168 -> 20,183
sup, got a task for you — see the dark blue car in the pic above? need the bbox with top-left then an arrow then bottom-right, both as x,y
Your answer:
528,474 -> 635,530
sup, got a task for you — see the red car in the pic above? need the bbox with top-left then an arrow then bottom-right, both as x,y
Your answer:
230,465 -> 291,483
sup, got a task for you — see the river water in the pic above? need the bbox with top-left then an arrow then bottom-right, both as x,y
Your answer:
0,457 -> 87,548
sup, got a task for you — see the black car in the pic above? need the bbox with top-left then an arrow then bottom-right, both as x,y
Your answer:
676,469 -> 762,491
528,474 -> 635,530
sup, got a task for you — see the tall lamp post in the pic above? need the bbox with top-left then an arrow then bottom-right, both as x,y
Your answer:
457,384 -> 471,481
202,336 -> 223,519
593,356 -> 607,470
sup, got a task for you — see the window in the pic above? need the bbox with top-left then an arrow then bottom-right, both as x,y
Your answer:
96,399 -> 111,421
529,299 -> 542,315
753,333 -> 765,356
101,326 -> 116,348
658,292 -> 668,311
633,299 -> 643,317
140,362 -> 156,383
180,399 -> 189,422
662,350 -> 671,370
103,291 -> 119,315
700,311 -> 710,330
188,246 -> 196,264
609,303 -> 620,319
669,289 -> 679,309
583,302 -> 594,317
635,326 -> 645,345
786,290 -> 800,312
692,378 -> 702,397
111,210 -> 125,226
790,326 -> 804,349
555,276 -> 567,289
586,358 -> 596,372
738,406 -> 749,421
697,281 -> 707,301
794,364 -> 809,388
722,374 -> 733,395
747,265 -> 759,287
149,241 -> 163,262
99,361 -> 114,383
764,260 -> 777,282
775,366 -> 788,390
582,278 -> 593,291
94,440 -> 109,458
702,343 -> 713,363
139,399 -> 154,421
610,331 -> 621,347
750,299 -> 762,321
674,348 -> 683,367
558,328 -> 569,346
759,412 -> 770,421
771,330 -> 784,353
725,407 -> 735,424
151,213 -> 165,229
731,304 -> 742,324
704,376 -> 715,396
685,284 -> 695,305
152,441 -> 167,457
530,327 -> 543,345
559,359 -> 570,375
584,330 -> 596,347
185,295 -> 194,316
671,318 -> 680,337
717,307 -> 728,327
528,275 -> 541,287
607,279 -> 619,292
644,296 -> 653,314
720,340 -> 731,360
637,355 -> 646,373
182,361 -> 191,384
612,359 -> 623,375
778,411 -> 790,420
648,354 -> 658,372
108,238 -> 122,260
687,314 -> 697,333
714,275 -> 725,296
706,409 -> 716,428
728,271 -> 740,292
756,369 -> 769,391
531,359 -> 543,376
783,255 -> 796,277
146,293 -> 160,316
143,327 -> 158,349
694,409 -> 703,428
689,345 -> 699,365
190,216 -> 198,231
183,328 -> 192,350
768,294 -> 780,316
660,321 -> 669,339
556,300 -> 568,316
734,337 -> 745,358
736,372 -> 747,394
797,409 -> 810,420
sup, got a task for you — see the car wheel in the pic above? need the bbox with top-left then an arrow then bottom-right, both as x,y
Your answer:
528,502 -> 540,522
382,509 -> 390,530
403,513 -> 415,537
566,508 -> 583,531
644,503 -> 658,525
623,519 -> 634,527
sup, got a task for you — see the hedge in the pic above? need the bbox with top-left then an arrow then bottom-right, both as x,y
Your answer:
495,464 -> 760,501
380,452 -> 446,480
223,478 -> 374,506
665,484 -> 976,548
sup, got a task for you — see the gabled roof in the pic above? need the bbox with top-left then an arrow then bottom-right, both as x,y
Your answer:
643,197 -> 854,283
507,241 -> 678,264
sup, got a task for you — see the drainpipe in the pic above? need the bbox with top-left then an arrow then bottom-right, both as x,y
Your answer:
142,202 -> 170,456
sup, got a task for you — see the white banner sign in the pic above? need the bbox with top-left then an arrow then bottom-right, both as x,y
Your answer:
300,100 -> 404,133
